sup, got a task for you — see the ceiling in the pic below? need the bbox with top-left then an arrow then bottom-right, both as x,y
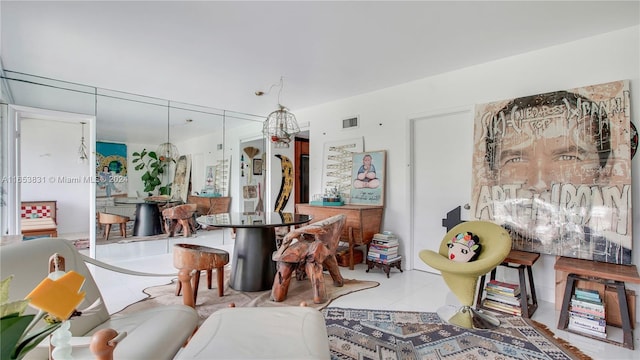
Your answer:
2,1 -> 639,143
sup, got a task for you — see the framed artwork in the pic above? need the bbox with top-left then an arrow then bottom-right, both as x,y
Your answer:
243,185 -> 257,199
96,141 -> 128,198
204,165 -> 215,189
252,158 -> 263,175
350,150 -> 386,206
321,137 -> 364,200
171,155 -> 191,203
470,80 -> 632,264
214,157 -> 231,196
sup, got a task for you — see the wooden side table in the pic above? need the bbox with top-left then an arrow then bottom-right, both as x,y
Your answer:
555,256 -> 640,349
476,250 -> 540,318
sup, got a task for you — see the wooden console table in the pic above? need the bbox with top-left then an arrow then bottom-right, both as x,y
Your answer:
187,196 -> 231,215
555,256 -> 640,349
295,203 -> 383,270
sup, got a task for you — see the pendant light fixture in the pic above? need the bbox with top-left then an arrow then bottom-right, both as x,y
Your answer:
157,102 -> 179,162
260,76 -> 300,148
78,122 -> 88,164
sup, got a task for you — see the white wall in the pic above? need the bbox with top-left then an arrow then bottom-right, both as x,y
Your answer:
21,118 -> 91,234
295,26 -> 640,309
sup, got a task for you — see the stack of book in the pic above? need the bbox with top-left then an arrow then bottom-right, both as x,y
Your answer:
568,288 -> 606,339
367,232 -> 401,264
481,280 -> 522,316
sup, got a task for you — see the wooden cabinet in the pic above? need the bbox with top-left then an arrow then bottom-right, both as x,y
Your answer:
187,196 -> 231,216
295,203 -> 383,270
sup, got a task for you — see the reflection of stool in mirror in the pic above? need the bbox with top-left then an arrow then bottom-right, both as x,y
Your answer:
133,203 -> 163,236
173,243 -> 229,307
163,204 -> 197,237
98,212 -> 130,240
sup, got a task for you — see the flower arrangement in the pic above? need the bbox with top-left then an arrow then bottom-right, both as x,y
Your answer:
0,270 -> 87,360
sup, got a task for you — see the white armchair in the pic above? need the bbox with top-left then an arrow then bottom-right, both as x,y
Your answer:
0,238 -> 198,360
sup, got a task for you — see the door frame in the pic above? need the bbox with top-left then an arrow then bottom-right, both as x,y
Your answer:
5,105 -> 97,256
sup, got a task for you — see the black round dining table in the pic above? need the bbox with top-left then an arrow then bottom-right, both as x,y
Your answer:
196,212 -> 312,292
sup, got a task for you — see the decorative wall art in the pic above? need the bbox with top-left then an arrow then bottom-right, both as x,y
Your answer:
274,154 -> 293,212
95,141 -> 128,198
204,165 -> 215,190
214,157 -> 231,196
350,150 -> 386,206
171,155 -> 192,203
252,158 -> 263,176
321,137 -> 364,201
470,80 -> 632,264
630,122 -> 637,159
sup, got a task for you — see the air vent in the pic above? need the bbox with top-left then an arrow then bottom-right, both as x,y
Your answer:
342,116 -> 359,129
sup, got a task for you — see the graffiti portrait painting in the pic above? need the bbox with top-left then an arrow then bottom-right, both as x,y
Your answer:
471,80 -> 632,264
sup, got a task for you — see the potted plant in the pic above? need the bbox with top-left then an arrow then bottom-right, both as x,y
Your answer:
132,149 -> 172,196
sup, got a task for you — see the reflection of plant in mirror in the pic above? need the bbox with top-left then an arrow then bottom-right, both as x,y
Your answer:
132,149 -> 172,195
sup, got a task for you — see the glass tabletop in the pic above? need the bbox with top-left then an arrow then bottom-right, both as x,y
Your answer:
196,212 -> 311,228
113,197 -> 146,205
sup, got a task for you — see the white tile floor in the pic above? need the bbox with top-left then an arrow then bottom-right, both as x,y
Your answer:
89,230 -> 639,359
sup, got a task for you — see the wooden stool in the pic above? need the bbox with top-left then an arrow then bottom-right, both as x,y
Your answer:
163,204 -> 197,237
173,243 -> 229,307
476,249 -> 539,318
98,212 -> 130,240
555,256 -> 640,349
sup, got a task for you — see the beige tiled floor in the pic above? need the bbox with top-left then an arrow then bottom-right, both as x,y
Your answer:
90,230 -> 639,359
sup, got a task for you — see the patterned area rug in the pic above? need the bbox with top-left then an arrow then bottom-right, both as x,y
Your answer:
322,307 -> 592,360
117,269 -> 379,325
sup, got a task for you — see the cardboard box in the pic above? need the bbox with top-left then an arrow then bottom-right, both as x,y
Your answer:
605,286 -> 636,329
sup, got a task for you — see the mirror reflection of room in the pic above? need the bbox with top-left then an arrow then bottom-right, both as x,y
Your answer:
1,71 -> 266,260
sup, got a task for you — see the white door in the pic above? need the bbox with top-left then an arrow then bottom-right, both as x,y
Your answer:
411,108 -> 473,273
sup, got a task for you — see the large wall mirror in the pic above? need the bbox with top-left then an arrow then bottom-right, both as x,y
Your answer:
1,70 -> 264,259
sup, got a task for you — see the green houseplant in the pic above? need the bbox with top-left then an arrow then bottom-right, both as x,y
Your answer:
132,149 -> 172,196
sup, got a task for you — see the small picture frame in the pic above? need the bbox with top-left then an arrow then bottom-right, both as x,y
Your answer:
253,158 -> 263,175
204,165 -> 215,189
350,150 -> 386,206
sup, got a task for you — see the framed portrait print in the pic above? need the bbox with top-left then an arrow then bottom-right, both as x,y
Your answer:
321,137 -> 364,200
96,141 -> 128,198
350,150 -> 386,206
252,158 -> 263,176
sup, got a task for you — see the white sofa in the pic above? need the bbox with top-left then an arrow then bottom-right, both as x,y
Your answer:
0,238 -> 198,360
175,306 -> 331,359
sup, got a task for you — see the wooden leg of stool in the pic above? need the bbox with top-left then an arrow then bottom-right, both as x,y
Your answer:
206,270 -> 213,289
104,224 -> 112,240
216,266 -> 224,297
119,223 -> 126,238
192,270 -> 201,305
178,269 -> 195,308
306,261 -> 326,304
175,278 -> 182,296
179,219 -> 190,237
